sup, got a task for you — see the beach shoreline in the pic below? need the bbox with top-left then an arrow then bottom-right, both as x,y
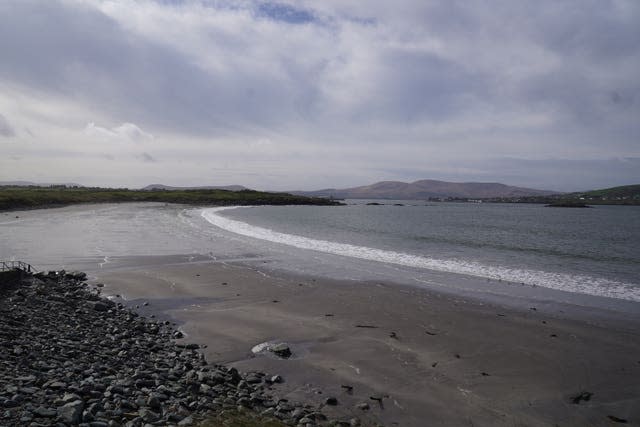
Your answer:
89,256 -> 640,427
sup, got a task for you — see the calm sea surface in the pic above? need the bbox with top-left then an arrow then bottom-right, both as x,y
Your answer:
208,201 -> 640,301
2,201 -> 639,304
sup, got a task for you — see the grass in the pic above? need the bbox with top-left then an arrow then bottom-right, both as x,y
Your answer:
0,186 -> 341,211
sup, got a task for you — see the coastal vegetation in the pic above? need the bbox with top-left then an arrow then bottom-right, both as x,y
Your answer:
430,184 -> 640,206
0,186 -> 341,211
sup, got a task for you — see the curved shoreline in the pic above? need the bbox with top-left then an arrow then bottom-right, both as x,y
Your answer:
201,207 -> 640,302
89,258 -> 640,427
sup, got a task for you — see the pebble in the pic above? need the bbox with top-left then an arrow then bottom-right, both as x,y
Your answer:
0,270 -> 360,427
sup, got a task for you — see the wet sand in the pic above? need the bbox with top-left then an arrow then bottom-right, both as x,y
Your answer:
92,258 -> 640,427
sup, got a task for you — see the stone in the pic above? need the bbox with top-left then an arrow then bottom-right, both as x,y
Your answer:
138,408 -> 160,423
271,343 -> 292,359
177,415 -> 194,425
325,397 -> 338,406
66,271 -> 88,281
93,301 -> 109,312
3,400 -> 19,408
62,392 -> 83,403
571,391 -> 593,404
58,400 -> 84,424
146,395 -> 161,410
34,406 -> 57,418
0,270 -> 361,427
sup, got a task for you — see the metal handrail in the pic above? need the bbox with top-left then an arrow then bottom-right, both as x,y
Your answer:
0,261 -> 34,273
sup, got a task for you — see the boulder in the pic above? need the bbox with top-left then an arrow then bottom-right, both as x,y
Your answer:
58,400 -> 84,424
270,343 -> 292,359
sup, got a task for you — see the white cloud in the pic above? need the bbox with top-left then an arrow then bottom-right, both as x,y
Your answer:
84,122 -> 154,142
0,0 -> 638,189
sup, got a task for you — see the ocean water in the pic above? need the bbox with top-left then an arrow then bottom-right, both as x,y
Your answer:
202,201 -> 640,302
1,202 -> 639,306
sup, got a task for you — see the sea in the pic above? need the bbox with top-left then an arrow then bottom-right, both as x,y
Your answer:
2,201 -> 639,311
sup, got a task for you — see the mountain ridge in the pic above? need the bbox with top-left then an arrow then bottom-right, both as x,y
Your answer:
142,184 -> 248,191
291,179 -> 558,199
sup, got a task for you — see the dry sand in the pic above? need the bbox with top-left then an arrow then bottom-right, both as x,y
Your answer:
92,258 -> 640,427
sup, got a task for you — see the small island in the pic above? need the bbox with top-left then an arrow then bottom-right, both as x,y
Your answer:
545,201 -> 592,208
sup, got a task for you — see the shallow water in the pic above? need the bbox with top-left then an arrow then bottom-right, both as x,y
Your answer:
207,202 -> 640,302
1,202 -> 639,311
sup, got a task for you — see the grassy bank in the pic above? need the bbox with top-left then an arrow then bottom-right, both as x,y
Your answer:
0,186 -> 341,211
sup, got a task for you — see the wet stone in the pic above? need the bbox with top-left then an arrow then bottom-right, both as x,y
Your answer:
0,270 -> 361,427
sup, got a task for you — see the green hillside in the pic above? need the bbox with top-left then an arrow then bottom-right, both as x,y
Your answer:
0,186 -> 340,211
577,184 -> 640,201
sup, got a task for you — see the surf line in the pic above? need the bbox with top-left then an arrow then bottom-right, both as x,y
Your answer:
200,207 -> 640,302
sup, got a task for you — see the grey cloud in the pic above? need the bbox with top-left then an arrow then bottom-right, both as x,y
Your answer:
138,152 -> 157,163
0,1 -> 310,137
363,50 -> 489,122
257,2 -> 316,24
0,114 -> 15,137
0,0 -> 638,189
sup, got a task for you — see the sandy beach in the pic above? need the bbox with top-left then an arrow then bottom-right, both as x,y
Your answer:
90,256 -> 640,427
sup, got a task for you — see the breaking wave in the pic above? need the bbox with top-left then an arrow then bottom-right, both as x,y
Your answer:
201,207 -> 640,302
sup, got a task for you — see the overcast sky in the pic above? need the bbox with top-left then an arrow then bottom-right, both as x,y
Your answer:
0,0 -> 638,191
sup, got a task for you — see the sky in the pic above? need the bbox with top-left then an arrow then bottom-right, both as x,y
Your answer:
0,0 -> 639,191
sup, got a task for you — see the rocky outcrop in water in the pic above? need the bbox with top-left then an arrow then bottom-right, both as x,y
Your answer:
0,271 -> 360,426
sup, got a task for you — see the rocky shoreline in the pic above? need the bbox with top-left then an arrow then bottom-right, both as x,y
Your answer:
0,271 -> 363,427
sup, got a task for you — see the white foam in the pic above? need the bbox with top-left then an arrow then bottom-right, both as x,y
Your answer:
201,207 -> 640,302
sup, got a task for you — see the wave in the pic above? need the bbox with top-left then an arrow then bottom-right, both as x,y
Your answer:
201,207 -> 640,302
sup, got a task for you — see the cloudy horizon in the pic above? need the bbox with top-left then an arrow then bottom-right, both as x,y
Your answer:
1,0 -> 639,192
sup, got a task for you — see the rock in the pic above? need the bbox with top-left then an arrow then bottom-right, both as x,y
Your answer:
571,391 -> 593,404
178,416 -> 194,426
93,301 -> 110,312
138,408 -> 160,423
58,400 -> 84,424
62,392 -> 82,403
48,381 -> 67,390
66,271 -> 88,281
325,397 -> 338,406
146,395 -> 161,411
3,399 -> 19,408
0,270 -> 362,427
34,406 -> 57,418
271,343 -> 292,359
355,402 -> 369,410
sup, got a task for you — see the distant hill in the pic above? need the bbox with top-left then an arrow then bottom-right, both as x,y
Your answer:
0,181 -> 83,188
142,184 -> 248,192
0,186 -> 339,211
473,183 -> 640,205
577,184 -> 640,200
292,179 -> 557,200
